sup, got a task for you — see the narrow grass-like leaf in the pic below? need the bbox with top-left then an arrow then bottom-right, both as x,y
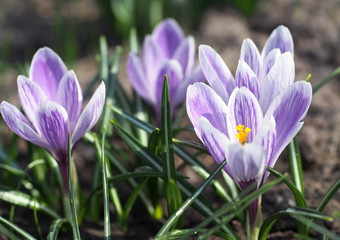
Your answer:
67,136 -> 80,240
112,121 -> 236,237
0,163 -> 24,177
258,207 -> 333,240
0,190 -> 59,218
156,228 -> 234,240
313,67 -> 340,93
0,223 -> 22,240
155,159 -> 227,238
172,138 -> 209,154
161,76 -> 182,227
317,179 -> 340,212
47,219 -> 69,240
0,216 -> 37,240
295,215 -> 338,240
267,167 -> 306,208
288,137 -> 304,196
182,178 -> 283,239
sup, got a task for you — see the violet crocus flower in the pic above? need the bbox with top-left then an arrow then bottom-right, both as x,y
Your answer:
127,19 -> 205,118
0,47 -> 106,190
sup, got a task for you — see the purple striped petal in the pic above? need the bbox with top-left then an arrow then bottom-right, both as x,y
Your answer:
199,45 -> 235,103
152,19 -> 184,58
173,36 -> 195,77
258,48 -> 281,83
1,101 -> 48,149
35,101 -> 68,162
252,117 -> 276,167
174,66 -> 206,107
265,81 -> 312,162
262,25 -> 294,58
199,117 -> 231,174
240,38 -> 261,77
155,60 -> 183,112
57,70 -> 83,132
142,36 -> 163,82
259,52 -> 295,113
235,60 -> 260,99
226,143 -> 266,189
186,82 -> 229,139
29,47 -> 68,101
127,53 -> 154,104
71,82 -> 106,145
227,87 -> 263,143
17,75 -> 47,129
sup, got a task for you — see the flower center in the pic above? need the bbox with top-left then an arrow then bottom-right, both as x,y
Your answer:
235,124 -> 251,145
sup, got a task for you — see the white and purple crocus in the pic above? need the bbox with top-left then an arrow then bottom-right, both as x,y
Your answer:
127,19 -> 205,119
0,47 -> 106,190
186,26 -> 312,224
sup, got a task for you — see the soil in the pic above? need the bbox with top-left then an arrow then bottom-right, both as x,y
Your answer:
0,0 -> 339,239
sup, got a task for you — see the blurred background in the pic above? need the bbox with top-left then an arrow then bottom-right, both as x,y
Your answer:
0,0 -> 339,235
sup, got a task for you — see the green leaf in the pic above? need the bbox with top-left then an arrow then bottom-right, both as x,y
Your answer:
47,219 -> 69,240
313,67 -> 340,93
0,190 -> 59,219
155,228 -> 234,240
258,207 -> 333,240
288,137 -> 304,196
0,216 -> 37,240
172,138 -> 209,154
317,179 -> 340,212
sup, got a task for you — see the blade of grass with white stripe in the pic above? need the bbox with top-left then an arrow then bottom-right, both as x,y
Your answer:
111,121 -> 237,238
258,207 -> 333,240
288,136 -> 304,196
47,219 -> 69,240
0,223 -> 22,240
155,159 -> 227,238
0,216 -> 37,240
161,76 -> 183,228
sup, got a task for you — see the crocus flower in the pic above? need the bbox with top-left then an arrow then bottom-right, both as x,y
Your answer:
186,26 -> 312,224
127,19 -> 205,118
1,47 -> 106,190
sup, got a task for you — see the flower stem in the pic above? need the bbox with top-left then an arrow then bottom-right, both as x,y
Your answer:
68,136 -> 81,239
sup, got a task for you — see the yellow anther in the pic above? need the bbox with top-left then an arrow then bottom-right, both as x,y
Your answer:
235,124 -> 252,144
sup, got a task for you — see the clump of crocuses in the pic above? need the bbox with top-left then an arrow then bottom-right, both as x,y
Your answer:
1,47 -> 106,190
127,18 -> 205,118
186,26 -> 312,226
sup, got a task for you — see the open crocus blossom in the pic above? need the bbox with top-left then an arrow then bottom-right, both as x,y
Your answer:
0,47 -> 106,189
187,81 -> 312,223
127,18 -> 205,117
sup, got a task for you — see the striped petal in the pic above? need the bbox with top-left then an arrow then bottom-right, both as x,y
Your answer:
240,38 -> 261,77
262,25 -> 294,58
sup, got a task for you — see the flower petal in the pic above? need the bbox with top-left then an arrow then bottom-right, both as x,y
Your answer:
199,45 -> 235,103
174,66 -> 206,107
227,87 -> 263,143
226,143 -> 266,189
173,36 -> 195,77
71,82 -> 106,145
258,48 -> 281,83
57,70 -> 83,132
152,19 -> 184,58
127,52 -> 154,104
142,36 -> 163,82
199,117 -> 231,173
235,60 -> 260,99
29,47 -> 68,101
259,52 -> 295,113
262,25 -> 294,58
35,101 -> 68,161
155,60 -> 183,112
1,101 -> 48,149
186,82 -> 229,139
240,38 -> 261,77
265,81 -> 312,161
17,75 -> 47,129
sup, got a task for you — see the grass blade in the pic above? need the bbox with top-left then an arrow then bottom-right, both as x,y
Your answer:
313,67 -> 340,93
288,137 -> 304,196
0,216 -> 37,240
47,219 -> 69,240
258,207 -> 333,240
161,76 -> 183,228
317,179 -> 340,212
